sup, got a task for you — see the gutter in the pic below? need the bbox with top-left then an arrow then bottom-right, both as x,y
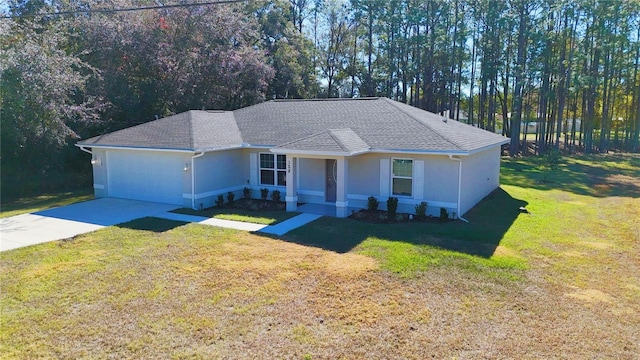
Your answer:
191,152 -> 205,209
78,145 -> 93,156
78,145 -> 101,166
75,143 -> 196,153
448,155 -> 469,223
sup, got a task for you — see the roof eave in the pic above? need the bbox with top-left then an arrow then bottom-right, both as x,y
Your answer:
270,148 -> 355,157
369,148 -> 469,156
76,142 -> 247,153
75,143 -> 197,153
466,139 -> 510,155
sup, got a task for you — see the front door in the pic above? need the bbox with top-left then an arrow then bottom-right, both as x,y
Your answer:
326,159 -> 337,202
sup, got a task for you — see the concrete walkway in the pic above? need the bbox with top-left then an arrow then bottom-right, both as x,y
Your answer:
1,198 -> 324,252
259,213 -> 323,236
200,217 -> 267,232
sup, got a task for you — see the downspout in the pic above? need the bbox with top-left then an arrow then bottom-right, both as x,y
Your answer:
79,145 -> 99,165
191,152 -> 205,209
448,155 -> 469,223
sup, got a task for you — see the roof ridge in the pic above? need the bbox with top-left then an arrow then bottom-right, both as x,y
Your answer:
382,98 -> 464,150
326,128 -> 354,152
187,110 -> 196,149
275,128 -> 333,148
272,97 -> 381,103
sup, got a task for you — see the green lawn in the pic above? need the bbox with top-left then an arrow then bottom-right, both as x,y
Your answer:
0,189 -> 94,218
1,154 -> 638,358
172,205 -> 299,225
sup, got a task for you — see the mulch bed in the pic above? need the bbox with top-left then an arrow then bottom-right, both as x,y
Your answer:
349,209 -> 453,224
224,198 -> 285,211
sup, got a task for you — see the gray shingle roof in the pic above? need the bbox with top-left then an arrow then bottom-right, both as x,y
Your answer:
78,98 -> 508,154
78,110 -> 242,150
274,128 -> 369,155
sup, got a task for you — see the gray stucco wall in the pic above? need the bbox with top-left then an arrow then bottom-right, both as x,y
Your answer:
459,147 -> 501,215
88,145 -> 501,214
296,158 -> 325,203
290,152 -> 465,216
192,149 -> 246,209
90,148 -> 108,198
89,148 -> 191,206
345,153 -> 459,216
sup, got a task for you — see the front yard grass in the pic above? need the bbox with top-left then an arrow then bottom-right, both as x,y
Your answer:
1,154 -> 638,358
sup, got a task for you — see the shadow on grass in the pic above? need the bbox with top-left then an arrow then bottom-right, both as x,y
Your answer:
1,189 -> 94,218
501,154 -> 640,198
282,188 -> 527,257
171,201 -> 295,225
116,217 -> 188,233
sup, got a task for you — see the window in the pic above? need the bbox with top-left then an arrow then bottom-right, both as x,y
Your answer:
392,158 -> 413,196
260,153 -> 286,186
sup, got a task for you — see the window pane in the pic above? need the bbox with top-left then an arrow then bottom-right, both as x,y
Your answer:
277,171 -> 287,186
260,170 -> 274,185
392,178 -> 412,196
393,159 -> 413,177
277,155 -> 286,170
260,153 -> 274,169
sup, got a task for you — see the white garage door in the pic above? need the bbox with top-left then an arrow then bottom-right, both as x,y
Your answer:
107,151 -> 185,205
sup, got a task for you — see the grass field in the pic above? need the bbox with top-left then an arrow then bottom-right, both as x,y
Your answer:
0,189 -> 94,218
1,154 -> 638,358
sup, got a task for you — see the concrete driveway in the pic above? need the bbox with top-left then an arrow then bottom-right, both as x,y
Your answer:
0,198 -> 179,252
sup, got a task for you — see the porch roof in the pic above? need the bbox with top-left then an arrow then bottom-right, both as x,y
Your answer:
272,128 -> 369,156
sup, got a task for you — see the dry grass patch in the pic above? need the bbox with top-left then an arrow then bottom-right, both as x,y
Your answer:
565,288 -> 614,304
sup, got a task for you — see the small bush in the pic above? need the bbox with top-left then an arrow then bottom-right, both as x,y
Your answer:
215,194 -> 225,207
227,191 -> 235,203
439,207 -> 449,221
542,149 -> 562,170
367,196 -> 379,211
260,188 -> 269,200
271,189 -> 281,203
415,201 -> 427,219
243,187 -> 251,200
387,197 -> 398,218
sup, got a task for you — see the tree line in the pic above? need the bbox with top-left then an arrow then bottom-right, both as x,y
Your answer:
1,0 -> 639,182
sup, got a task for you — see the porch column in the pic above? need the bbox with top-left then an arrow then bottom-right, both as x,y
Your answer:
335,157 -> 348,218
285,154 -> 298,212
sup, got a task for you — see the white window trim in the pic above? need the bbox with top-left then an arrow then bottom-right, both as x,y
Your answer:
259,152 -> 286,186
391,157 -> 413,197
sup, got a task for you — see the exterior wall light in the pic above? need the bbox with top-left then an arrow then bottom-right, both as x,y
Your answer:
183,163 -> 190,172
90,158 -> 101,166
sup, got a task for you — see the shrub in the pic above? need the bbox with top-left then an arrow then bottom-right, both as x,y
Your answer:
227,191 -> 235,203
367,196 -> 379,211
243,187 -> 251,200
271,189 -> 281,203
542,149 -> 562,170
439,207 -> 449,221
215,194 -> 225,207
387,197 -> 398,218
540,149 -> 563,182
415,201 -> 427,219
260,188 -> 269,200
